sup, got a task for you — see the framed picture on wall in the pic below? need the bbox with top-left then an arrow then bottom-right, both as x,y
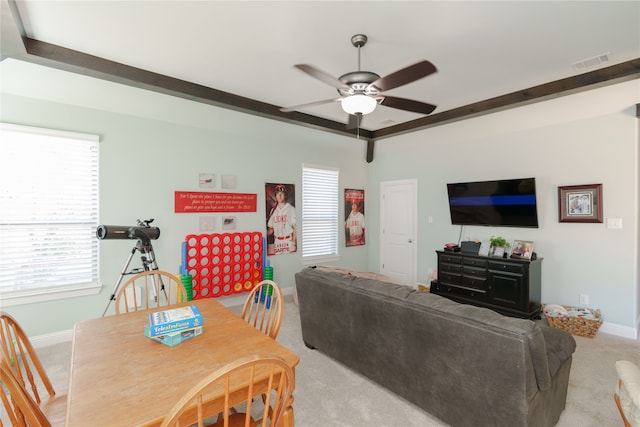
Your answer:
199,173 -> 215,188
558,183 -> 603,223
345,189 -> 365,247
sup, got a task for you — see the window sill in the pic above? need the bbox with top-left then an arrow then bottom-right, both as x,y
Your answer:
0,283 -> 103,307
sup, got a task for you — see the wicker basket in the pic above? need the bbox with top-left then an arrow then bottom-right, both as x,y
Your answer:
542,304 -> 603,338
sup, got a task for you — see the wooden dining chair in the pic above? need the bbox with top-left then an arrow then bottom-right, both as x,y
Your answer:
115,270 -> 188,314
1,361 -> 52,427
159,354 -> 294,427
0,312 -> 66,426
241,280 -> 283,340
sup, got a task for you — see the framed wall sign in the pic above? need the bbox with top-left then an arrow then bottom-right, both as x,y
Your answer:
558,183 -> 603,223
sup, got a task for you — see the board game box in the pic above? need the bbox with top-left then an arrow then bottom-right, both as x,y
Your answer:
144,325 -> 203,347
148,305 -> 203,337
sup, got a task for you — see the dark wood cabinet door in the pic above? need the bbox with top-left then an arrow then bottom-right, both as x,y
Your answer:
487,271 -> 526,311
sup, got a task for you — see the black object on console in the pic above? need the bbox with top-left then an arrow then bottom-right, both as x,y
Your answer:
460,241 -> 481,254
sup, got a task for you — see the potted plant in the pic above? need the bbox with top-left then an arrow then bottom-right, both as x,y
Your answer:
490,236 -> 510,257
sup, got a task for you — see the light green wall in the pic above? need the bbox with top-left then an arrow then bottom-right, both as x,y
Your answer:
1,59 -> 638,339
367,80 -> 639,335
1,61 -> 370,336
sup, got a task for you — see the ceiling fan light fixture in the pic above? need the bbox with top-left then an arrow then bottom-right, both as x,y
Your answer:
341,94 -> 377,115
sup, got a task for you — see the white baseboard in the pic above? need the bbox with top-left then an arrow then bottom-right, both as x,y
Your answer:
599,321 -> 638,340
31,329 -> 73,348
30,287 -> 297,348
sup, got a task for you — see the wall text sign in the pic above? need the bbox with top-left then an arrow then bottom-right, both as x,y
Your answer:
174,191 -> 257,213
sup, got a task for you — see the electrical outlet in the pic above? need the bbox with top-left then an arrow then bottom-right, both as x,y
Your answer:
579,293 -> 589,305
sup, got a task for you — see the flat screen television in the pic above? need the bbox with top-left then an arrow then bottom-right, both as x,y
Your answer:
446,178 -> 539,228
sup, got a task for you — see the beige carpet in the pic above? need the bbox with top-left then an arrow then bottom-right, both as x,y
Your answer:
36,297 -> 639,426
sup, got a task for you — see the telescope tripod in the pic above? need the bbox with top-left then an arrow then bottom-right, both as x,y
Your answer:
102,240 -> 167,316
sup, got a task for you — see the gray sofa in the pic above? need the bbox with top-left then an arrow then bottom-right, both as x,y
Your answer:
295,266 -> 576,427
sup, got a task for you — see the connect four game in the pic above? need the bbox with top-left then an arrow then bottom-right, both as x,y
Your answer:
185,232 -> 263,299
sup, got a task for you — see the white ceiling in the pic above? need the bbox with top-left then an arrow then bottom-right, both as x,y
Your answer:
8,1 -> 640,131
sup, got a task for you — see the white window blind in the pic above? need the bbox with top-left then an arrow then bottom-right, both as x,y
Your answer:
0,123 -> 100,301
301,165 -> 339,261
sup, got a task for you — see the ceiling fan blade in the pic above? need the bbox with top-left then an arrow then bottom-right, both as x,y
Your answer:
371,60 -> 437,92
379,96 -> 437,115
294,64 -> 351,91
346,113 -> 360,129
279,98 -> 341,113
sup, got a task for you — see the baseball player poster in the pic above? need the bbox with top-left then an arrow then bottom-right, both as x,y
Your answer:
265,183 -> 297,255
345,189 -> 365,247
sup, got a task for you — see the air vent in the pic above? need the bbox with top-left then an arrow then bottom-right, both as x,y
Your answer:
572,52 -> 610,71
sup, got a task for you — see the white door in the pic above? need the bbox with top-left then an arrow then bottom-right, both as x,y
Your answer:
380,179 -> 417,285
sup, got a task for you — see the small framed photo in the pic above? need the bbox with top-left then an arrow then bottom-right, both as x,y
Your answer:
222,175 -> 237,189
558,183 -> 602,223
478,241 -> 491,257
492,246 -> 505,258
511,240 -> 534,259
199,173 -> 215,188
222,216 -> 237,230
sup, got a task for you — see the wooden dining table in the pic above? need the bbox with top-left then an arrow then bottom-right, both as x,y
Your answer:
65,298 -> 299,427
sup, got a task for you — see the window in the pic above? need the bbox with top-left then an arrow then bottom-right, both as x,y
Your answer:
301,164 -> 339,262
0,123 -> 101,306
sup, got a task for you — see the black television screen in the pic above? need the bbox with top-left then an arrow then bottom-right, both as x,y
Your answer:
446,178 -> 539,228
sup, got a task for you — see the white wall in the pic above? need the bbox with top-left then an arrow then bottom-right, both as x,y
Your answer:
0,60 -> 370,336
368,80 -> 640,337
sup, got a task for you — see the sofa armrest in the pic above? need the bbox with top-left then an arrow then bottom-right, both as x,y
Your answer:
539,325 -> 577,379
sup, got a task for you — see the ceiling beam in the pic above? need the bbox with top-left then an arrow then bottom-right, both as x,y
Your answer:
18,38 -> 375,141
366,139 -> 375,163
372,58 -> 640,140
14,36 -> 640,146
0,0 -> 26,60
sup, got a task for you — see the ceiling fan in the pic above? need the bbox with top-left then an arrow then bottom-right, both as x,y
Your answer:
280,34 -> 438,129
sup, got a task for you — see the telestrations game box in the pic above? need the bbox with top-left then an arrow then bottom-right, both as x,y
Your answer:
148,305 -> 203,337
144,325 -> 203,347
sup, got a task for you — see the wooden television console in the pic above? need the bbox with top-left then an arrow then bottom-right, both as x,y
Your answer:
432,250 -> 542,319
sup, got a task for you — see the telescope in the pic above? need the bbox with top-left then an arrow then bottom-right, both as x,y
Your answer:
98,219 -> 164,316
96,219 -> 160,245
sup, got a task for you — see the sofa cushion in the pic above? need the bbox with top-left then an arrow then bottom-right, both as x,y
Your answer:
349,276 -> 415,300
310,266 -> 412,300
314,265 -> 399,282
